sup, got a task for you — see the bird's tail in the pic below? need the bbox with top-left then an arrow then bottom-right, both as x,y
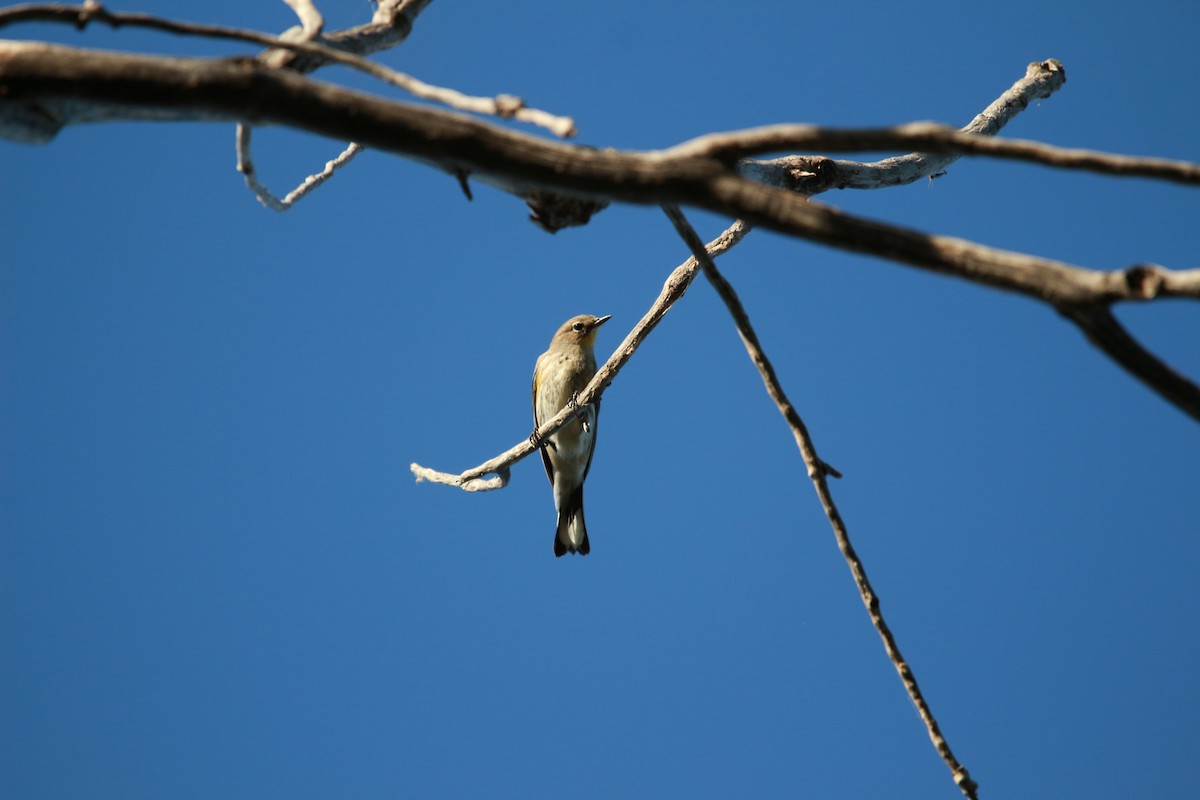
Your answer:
553,486 -> 590,557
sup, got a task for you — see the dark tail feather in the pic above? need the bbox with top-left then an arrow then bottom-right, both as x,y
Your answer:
553,486 -> 590,557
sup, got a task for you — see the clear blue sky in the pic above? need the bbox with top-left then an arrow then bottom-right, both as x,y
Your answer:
2,1 -> 1198,798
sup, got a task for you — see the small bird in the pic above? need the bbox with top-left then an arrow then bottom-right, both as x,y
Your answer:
532,314 -> 611,557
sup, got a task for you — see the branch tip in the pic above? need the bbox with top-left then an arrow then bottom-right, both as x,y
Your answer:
455,169 -> 473,200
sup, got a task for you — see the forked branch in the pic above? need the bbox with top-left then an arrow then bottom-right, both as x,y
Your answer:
0,3 -> 577,136
1,23 -> 1195,416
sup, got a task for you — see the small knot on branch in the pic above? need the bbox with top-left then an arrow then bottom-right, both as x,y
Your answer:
786,156 -> 838,194
953,768 -> 980,798
1124,263 -> 1165,298
494,94 -> 525,118
457,469 -> 509,492
819,459 -> 843,479
525,193 -> 610,233
1039,58 -> 1065,76
1029,58 -> 1066,97
78,0 -> 105,29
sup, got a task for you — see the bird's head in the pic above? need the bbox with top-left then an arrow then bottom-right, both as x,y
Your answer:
550,314 -> 612,348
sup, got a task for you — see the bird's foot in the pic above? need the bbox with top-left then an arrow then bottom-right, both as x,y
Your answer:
568,392 -> 592,432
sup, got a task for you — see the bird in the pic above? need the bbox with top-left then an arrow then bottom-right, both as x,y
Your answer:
532,313 -> 611,556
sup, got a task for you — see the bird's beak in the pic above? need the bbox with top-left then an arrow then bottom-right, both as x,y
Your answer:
594,315 -> 612,328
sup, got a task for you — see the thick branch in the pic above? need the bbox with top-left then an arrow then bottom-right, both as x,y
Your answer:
0,5 -> 576,136
3,48 -> 1192,275
2,44 -> 1196,416
0,46 -> 1185,310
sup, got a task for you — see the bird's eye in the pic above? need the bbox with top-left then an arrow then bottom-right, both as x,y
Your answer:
572,322 -> 585,332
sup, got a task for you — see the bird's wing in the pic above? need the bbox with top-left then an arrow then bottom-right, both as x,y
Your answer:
533,354 -> 555,483
580,399 -> 599,482
539,442 -> 555,484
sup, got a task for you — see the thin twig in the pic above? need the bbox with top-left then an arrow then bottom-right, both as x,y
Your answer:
410,220 -> 751,489
738,59 -> 1071,194
660,204 -> 979,800
0,2 -> 577,137
664,60 -> 1189,190
731,121 -> 1200,186
279,0 -> 323,40
660,212 -> 840,480
695,120 -> 1200,187
274,0 -> 432,69
235,125 -> 364,211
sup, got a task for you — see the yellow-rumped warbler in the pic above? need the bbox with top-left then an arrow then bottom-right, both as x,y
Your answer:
532,314 -> 611,557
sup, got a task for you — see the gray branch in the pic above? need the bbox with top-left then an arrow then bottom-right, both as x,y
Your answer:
1,40 -> 1197,415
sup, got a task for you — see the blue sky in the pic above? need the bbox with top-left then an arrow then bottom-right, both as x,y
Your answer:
2,1 -> 1198,798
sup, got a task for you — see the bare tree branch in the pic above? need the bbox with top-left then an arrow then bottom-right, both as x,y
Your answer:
409,221 -> 752,489
0,2 -> 573,207
5,6 -> 1192,795
3,10 -> 1192,790
697,123 -> 1200,188
5,46 -> 1189,224
0,4 -> 577,136
279,0 -> 323,41
661,204 -> 977,799
1,42 -> 1195,415
736,59 -> 1068,194
0,48 -> 1139,249
660,210 -> 840,484
235,125 -> 364,210
1060,304 -> 1200,417
0,0 -> 431,61
277,0 -> 324,44
274,0 -> 433,70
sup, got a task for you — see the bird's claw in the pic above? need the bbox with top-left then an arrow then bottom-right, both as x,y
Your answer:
568,392 -> 592,432
530,429 -> 555,452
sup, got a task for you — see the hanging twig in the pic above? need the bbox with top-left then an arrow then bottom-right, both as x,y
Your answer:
661,203 -> 979,800
235,125 -> 364,211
